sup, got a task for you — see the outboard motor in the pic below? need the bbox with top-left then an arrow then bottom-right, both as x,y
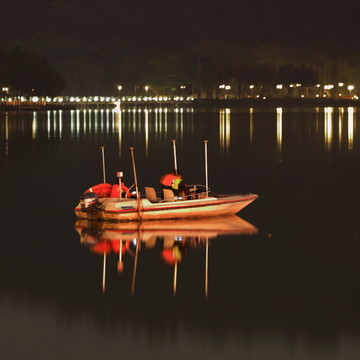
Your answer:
80,192 -> 103,213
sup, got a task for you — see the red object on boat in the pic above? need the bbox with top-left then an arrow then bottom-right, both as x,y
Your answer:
110,184 -> 130,198
84,183 -> 112,198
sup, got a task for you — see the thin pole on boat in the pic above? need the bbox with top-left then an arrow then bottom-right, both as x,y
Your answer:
100,145 -> 106,183
204,140 -> 209,197
129,147 -> 140,202
172,139 -> 178,174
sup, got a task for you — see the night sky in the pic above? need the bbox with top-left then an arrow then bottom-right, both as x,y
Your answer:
1,1 -> 360,94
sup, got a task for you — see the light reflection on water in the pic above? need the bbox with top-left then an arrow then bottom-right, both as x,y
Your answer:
2,106 -> 357,159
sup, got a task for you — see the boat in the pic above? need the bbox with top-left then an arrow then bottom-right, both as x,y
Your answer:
74,142 -> 258,222
74,186 -> 258,222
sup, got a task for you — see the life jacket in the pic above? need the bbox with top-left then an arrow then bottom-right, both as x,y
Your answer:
172,178 -> 183,190
110,183 -> 130,198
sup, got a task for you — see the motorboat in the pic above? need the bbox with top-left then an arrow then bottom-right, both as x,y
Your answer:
74,142 -> 258,222
74,184 -> 258,222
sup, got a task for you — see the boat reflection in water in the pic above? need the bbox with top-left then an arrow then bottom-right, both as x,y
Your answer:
75,216 -> 258,296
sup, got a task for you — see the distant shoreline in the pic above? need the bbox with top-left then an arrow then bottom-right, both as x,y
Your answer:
1,97 -> 360,111
192,97 -> 360,108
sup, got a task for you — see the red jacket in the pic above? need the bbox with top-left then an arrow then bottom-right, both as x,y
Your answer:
110,184 -> 130,198
160,173 -> 181,187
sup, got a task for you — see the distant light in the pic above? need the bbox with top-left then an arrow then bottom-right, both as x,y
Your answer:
276,84 -> 283,89
296,83 -> 301,87
225,85 -> 231,90
301,94 -> 304,98
324,85 -> 334,90
316,84 -> 321,87
348,85 -> 354,91
117,85 -> 122,91
249,85 -> 254,89
180,85 -> 186,89
338,82 -> 344,87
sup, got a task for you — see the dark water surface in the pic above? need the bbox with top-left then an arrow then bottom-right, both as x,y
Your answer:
1,106 -> 360,359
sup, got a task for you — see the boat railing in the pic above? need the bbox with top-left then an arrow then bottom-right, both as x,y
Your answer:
141,184 -> 213,203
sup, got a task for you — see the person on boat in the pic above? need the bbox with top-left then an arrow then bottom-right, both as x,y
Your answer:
110,179 -> 130,198
160,170 -> 189,197
172,176 -> 190,197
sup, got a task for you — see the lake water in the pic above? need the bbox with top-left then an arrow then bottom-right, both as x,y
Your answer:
1,106 -> 360,359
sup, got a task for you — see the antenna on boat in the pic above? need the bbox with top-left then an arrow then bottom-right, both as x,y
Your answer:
172,139 -> 178,174
100,145 -> 107,183
204,140 -> 209,197
129,147 -> 140,202
117,171 -> 123,199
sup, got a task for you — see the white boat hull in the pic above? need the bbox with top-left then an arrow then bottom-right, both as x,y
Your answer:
74,193 -> 259,222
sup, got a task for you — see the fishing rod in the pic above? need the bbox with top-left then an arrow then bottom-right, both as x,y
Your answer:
129,147 -> 139,198
100,145 -> 106,183
204,140 -> 209,197
129,146 -> 144,220
172,139 -> 178,174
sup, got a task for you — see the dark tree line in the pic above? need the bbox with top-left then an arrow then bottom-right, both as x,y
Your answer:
1,1 -> 360,96
0,48 -> 66,96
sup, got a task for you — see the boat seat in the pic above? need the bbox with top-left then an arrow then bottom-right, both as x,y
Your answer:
145,187 -> 159,203
163,189 -> 176,201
